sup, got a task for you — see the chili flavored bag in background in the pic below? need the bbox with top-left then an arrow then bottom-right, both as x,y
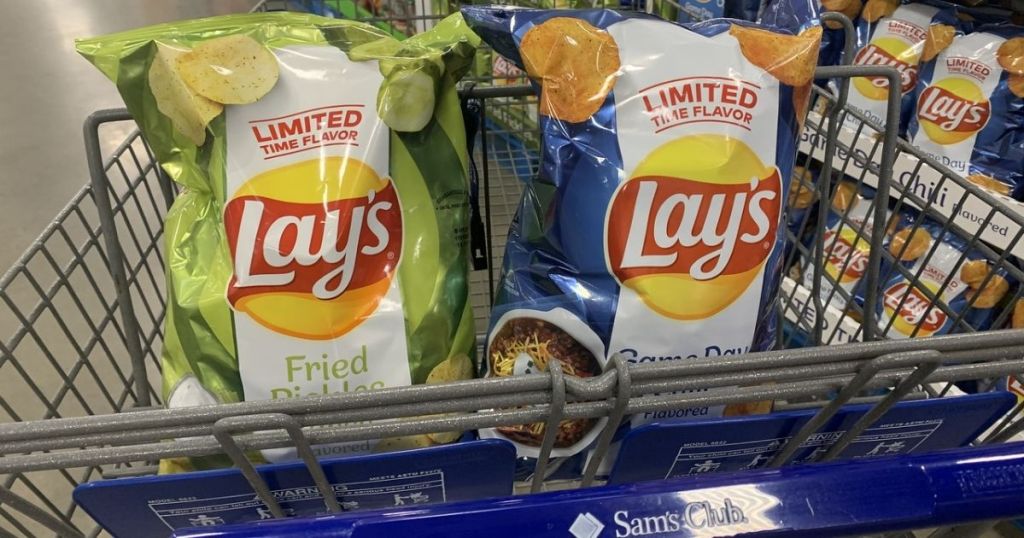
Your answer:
785,164 -> 821,260
869,214 -> 1013,338
800,182 -> 899,314
816,0 -> 866,68
462,5 -> 821,462
847,2 -> 963,132
908,24 -> 1024,199
76,12 -> 479,468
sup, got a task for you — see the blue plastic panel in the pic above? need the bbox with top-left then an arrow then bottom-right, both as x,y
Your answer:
172,442 -> 1024,537
74,439 -> 515,537
610,391 -> 1015,484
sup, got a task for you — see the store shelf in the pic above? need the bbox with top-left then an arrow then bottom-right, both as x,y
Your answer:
799,110 -> 1024,260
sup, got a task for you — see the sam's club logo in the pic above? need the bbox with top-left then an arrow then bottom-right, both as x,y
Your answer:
570,498 -> 750,537
570,513 -> 605,538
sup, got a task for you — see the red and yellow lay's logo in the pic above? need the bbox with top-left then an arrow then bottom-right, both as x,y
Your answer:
823,230 -> 869,284
853,38 -> 922,100
883,281 -> 946,337
605,135 -> 780,320
224,157 -> 402,340
917,78 -> 990,145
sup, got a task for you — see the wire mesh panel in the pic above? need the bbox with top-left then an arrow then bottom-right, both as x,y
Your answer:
0,117 -> 170,536
467,97 -> 537,334
782,88 -> 1024,347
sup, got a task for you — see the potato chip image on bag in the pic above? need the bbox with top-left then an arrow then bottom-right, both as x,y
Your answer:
462,6 -> 820,463
847,3 -> 963,132
519,17 -> 621,123
76,12 -> 479,467
908,25 -> 1024,200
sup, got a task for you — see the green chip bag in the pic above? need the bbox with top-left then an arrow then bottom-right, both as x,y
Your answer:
76,12 -> 479,465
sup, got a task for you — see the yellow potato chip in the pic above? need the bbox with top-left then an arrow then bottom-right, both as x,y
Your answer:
789,165 -> 817,209
967,173 -> 1012,196
148,42 -> 223,146
960,259 -> 991,288
922,24 -> 956,63
998,38 -> 1024,76
374,435 -> 434,453
1009,73 -> 1024,98
426,353 -> 473,385
520,17 -> 620,123
177,35 -> 279,105
967,274 -> 1009,309
788,261 -> 803,280
813,95 -> 830,116
723,399 -> 773,416
426,430 -> 461,444
822,0 -> 863,28
889,227 -> 930,261
730,24 -> 823,87
158,457 -> 196,474
831,180 -> 859,212
413,354 -> 473,445
885,213 -> 900,237
861,0 -> 899,23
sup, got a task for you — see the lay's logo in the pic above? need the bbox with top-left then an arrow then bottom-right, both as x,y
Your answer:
853,39 -> 921,100
224,157 -> 402,340
917,78 -> 990,145
606,135 -> 780,320
883,281 -> 945,336
823,230 -> 869,284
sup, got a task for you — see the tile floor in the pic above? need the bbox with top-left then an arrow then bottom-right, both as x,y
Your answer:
0,0 -> 256,271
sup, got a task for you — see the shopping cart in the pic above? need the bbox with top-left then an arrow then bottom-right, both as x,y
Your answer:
1,5 -> 1024,537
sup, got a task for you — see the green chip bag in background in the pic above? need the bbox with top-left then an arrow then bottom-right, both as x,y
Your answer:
76,12 -> 478,467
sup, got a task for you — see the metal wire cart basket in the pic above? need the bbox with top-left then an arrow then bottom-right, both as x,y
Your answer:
2,3 -> 1024,537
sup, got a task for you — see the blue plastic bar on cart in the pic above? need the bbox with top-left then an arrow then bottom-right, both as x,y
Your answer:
74,439 -> 515,538
174,441 -> 1024,537
609,391 -> 1015,484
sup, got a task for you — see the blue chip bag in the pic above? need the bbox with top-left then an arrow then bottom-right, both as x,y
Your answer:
760,0 -> 844,71
871,215 -> 1013,338
846,2 -> 964,132
462,5 -> 821,461
801,181 -> 894,312
785,163 -> 820,256
676,0 -> 724,24
908,24 -> 1024,199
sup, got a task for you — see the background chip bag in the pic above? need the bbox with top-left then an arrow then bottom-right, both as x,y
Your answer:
76,12 -> 478,468
908,24 -> 1024,199
866,212 -> 1014,338
786,164 -> 821,257
801,182 -> 894,313
462,5 -> 820,467
847,3 -> 964,132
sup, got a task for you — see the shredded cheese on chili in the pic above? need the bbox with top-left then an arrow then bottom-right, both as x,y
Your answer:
490,333 -> 582,377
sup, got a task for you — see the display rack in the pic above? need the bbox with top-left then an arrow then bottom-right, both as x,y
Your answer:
782,87 -> 1024,345
799,106 -> 1024,260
